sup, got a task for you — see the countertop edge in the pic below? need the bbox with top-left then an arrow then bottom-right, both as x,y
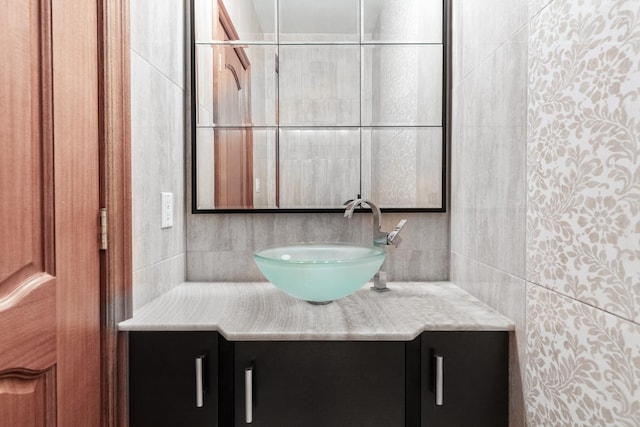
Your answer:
120,323 -> 515,336
119,281 -> 516,338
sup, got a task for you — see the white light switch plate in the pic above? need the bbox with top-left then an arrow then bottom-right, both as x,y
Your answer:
161,192 -> 173,229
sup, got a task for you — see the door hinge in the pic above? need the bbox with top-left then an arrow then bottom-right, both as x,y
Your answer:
99,208 -> 108,251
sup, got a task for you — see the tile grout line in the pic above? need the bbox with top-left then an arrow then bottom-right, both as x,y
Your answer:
451,250 -> 525,283
526,280 -> 640,328
133,252 -> 186,274
454,19 -> 529,89
130,47 -> 186,92
452,250 -> 638,326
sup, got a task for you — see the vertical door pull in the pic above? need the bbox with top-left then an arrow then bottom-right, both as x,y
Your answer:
435,354 -> 444,406
245,366 -> 253,423
195,355 -> 205,408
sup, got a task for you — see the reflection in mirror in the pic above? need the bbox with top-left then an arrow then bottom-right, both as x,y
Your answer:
361,128 -> 443,208
192,0 -> 447,211
279,0 -> 359,43
194,0 -> 276,42
279,129 -> 360,209
362,45 -> 443,126
196,45 -> 277,127
362,0 -> 443,42
279,45 -> 360,126
196,127 -> 277,209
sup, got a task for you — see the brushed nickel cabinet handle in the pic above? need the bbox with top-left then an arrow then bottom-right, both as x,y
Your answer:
435,354 -> 444,406
195,355 -> 205,408
245,366 -> 253,423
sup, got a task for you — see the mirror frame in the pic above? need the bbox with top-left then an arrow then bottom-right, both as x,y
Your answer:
190,0 -> 450,213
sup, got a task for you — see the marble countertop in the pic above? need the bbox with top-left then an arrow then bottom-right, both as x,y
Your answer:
119,282 -> 514,340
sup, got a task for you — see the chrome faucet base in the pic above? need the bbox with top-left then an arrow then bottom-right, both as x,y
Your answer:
372,271 -> 390,292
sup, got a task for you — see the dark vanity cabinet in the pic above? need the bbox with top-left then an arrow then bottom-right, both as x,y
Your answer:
129,332 -> 219,427
128,332 -> 507,427
229,341 -> 407,427
421,332 -> 509,427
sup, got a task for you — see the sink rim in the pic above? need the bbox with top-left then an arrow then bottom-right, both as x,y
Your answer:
254,242 -> 386,265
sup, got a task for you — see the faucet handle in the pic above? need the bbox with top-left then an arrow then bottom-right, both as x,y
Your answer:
387,219 -> 407,247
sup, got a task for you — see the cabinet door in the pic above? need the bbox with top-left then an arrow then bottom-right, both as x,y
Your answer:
234,341 -> 406,427
129,332 -> 218,427
421,331 -> 508,427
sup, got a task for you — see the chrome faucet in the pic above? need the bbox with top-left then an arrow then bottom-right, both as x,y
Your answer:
343,199 -> 407,292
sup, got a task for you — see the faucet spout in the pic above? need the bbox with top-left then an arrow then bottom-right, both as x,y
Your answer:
343,198 -> 408,293
343,199 -> 385,245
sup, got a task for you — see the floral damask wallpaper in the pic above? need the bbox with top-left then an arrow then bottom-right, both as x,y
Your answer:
527,285 -> 640,426
527,0 -> 640,425
528,0 -> 640,322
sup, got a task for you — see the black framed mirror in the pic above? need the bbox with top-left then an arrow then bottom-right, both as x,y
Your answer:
191,0 -> 448,212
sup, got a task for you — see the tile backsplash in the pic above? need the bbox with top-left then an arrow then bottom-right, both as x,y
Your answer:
186,212 -> 450,282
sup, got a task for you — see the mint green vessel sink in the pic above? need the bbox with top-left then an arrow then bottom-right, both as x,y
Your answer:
254,243 -> 386,304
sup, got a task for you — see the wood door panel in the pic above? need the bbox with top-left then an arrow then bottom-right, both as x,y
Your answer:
0,0 -> 102,424
0,368 -> 56,427
0,0 -> 56,376
0,0 -> 52,290
0,275 -> 56,373
0,0 -> 56,382
51,0 -> 101,423
2,0 -> 125,423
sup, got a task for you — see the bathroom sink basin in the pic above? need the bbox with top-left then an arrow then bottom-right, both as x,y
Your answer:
254,243 -> 386,304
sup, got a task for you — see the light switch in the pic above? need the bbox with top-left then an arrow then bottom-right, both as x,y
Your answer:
161,192 -> 173,229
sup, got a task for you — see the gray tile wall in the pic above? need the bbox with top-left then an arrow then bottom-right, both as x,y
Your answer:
450,1 -> 529,426
453,1 -> 640,426
130,0 -> 187,310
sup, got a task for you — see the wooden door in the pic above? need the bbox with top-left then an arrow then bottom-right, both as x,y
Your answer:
0,0 -> 102,425
213,1 -> 253,209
